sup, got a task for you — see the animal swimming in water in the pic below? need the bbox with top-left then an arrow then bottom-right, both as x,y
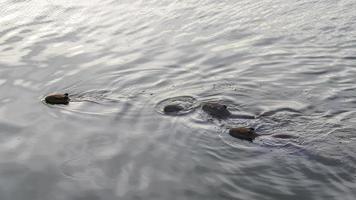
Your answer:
44,93 -> 70,105
163,105 -> 184,114
229,127 -> 258,141
229,127 -> 298,141
202,102 -> 231,119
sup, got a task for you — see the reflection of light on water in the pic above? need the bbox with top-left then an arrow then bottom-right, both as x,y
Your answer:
44,0 -> 104,26
0,79 -> 7,86
60,133 -> 119,187
47,100 -> 122,116
13,79 -> 40,90
1,0 -> 356,199
46,0 -> 102,7
1,137 -> 22,151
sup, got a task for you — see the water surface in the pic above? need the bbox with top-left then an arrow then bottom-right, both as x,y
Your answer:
1,0 -> 356,199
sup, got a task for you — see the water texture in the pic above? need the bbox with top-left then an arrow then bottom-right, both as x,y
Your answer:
0,0 -> 356,199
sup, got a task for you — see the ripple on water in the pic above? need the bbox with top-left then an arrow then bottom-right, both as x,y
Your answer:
2,0 -> 356,199
155,96 -> 198,116
41,89 -> 127,116
59,132 -> 120,183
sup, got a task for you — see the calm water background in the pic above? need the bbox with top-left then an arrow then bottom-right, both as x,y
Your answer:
1,0 -> 356,199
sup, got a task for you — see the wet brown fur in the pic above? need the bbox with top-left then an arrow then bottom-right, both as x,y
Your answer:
45,93 -> 70,105
163,105 -> 184,113
202,103 -> 231,119
229,127 -> 297,141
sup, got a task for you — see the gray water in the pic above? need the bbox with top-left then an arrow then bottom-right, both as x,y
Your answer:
1,0 -> 356,199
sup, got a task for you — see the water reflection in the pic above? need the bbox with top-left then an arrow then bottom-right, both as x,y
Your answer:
1,0 -> 356,199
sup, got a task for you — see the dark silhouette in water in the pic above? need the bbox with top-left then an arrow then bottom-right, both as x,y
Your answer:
202,102 -> 231,119
270,134 -> 298,139
229,127 -> 258,142
45,93 -> 70,105
163,105 -> 184,114
229,127 -> 297,142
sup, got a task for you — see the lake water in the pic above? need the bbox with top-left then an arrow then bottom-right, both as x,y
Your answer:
1,0 -> 356,199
